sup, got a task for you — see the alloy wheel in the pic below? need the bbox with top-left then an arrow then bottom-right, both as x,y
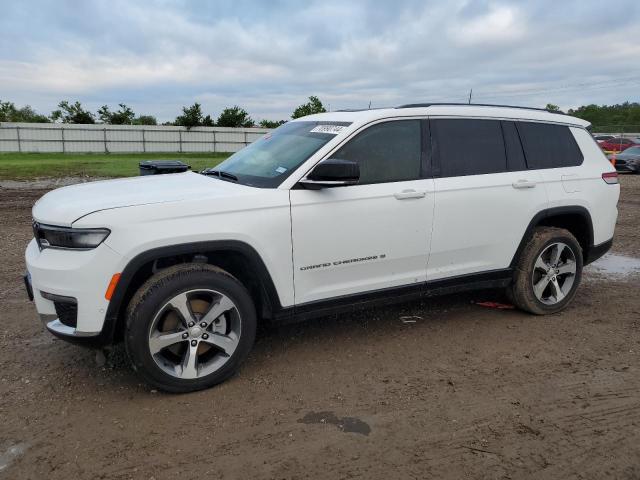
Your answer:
531,242 -> 577,305
147,289 -> 241,379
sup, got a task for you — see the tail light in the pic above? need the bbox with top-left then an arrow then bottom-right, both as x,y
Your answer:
602,172 -> 619,184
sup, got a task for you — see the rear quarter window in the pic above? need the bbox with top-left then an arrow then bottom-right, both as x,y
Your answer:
517,122 -> 583,169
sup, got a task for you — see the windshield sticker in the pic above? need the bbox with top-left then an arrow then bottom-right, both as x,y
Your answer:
310,125 -> 346,135
275,166 -> 287,174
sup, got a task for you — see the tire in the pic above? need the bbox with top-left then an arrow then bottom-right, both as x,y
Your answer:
125,263 -> 257,393
509,227 -> 583,315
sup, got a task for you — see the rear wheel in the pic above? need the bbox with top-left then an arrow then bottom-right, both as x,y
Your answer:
125,263 -> 256,392
509,227 -> 583,315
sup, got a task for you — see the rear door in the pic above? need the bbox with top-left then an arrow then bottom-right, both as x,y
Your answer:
427,118 -> 548,280
289,119 -> 435,304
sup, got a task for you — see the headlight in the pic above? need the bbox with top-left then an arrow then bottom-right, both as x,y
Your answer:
33,223 -> 110,250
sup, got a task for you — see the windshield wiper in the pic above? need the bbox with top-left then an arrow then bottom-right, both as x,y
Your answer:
202,169 -> 239,183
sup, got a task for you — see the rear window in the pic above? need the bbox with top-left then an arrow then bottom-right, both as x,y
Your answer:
432,119 -> 507,177
517,122 -> 583,169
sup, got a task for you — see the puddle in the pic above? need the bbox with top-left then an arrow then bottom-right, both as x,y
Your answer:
298,411 -> 371,436
0,443 -> 28,473
585,253 -> 640,278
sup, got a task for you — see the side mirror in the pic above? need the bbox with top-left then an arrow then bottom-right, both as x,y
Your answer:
299,159 -> 360,189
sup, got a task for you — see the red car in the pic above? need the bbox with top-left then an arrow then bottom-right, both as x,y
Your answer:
599,137 -> 639,153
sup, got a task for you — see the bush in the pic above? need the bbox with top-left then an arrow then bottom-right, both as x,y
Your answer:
173,103 -> 213,129
98,104 -> 135,124
259,119 -> 287,128
51,101 -> 95,124
0,101 -> 50,123
133,115 -> 158,125
217,106 -> 254,127
292,96 -> 326,119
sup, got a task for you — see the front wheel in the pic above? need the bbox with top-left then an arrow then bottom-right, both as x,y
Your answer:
125,263 -> 257,393
509,227 -> 583,315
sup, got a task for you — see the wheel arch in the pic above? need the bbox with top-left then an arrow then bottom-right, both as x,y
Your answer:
103,240 -> 285,344
510,206 -> 595,268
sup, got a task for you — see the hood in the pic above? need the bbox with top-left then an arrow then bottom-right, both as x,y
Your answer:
33,172 -> 252,226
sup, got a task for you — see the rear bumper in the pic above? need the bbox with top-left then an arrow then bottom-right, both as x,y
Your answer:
585,238 -> 613,265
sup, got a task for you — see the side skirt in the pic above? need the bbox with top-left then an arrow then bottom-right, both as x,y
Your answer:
273,269 -> 513,324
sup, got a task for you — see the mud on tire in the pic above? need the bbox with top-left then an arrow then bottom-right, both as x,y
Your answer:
124,263 -> 257,393
509,227 -> 583,315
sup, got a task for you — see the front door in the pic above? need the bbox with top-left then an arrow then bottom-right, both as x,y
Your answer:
289,119 -> 435,305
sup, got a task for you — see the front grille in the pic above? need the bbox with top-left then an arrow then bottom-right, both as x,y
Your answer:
54,301 -> 78,328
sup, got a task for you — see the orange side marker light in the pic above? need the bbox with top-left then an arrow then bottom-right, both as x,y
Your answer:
105,273 -> 121,301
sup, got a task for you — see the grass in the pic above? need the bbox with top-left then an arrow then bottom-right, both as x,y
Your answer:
0,152 -> 230,180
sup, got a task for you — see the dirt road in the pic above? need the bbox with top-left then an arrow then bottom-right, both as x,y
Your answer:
1,176 -> 639,479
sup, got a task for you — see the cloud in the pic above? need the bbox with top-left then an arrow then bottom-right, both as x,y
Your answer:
449,4 -> 524,45
0,0 -> 639,121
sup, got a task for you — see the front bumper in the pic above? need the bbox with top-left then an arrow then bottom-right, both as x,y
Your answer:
25,238 -> 124,344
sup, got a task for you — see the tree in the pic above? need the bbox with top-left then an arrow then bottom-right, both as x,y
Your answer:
98,103 -> 135,124
202,115 -> 215,127
51,100 -> 95,124
216,106 -> 254,127
568,102 -> 640,132
259,119 -> 287,128
292,96 -> 326,119
0,101 -> 50,122
133,115 -> 157,125
545,103 -> 562,113
173,102 -> 211,129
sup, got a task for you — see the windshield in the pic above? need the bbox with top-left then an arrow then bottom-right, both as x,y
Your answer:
208,121 -> 351,188
623,146 -> 640,155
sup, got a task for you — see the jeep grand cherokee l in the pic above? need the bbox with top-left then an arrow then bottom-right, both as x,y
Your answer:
25,104 -> 620,392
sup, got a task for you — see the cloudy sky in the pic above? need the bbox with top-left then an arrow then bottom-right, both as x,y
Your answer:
1,0 -> 639,122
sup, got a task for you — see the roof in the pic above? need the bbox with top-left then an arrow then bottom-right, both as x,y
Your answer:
297,104 -> 590,128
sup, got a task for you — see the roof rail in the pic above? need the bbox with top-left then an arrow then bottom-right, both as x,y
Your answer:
396,103 -> 565,114
335,107 -> 387,112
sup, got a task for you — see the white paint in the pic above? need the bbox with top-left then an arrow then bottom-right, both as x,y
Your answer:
25,105 -> 619,340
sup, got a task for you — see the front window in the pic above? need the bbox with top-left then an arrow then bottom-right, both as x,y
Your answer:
208,121 -> 350,187
332,120 -> 422,184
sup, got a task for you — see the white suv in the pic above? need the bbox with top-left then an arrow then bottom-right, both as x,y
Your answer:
25,104 -> 620,392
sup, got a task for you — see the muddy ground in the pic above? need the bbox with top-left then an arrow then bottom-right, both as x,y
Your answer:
0,176 -> 639,479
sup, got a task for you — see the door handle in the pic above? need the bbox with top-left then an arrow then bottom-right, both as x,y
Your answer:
512,179 -> 537,189
394,189 -> 426,200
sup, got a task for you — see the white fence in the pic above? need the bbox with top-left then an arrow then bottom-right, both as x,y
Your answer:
0,123 -> 271,153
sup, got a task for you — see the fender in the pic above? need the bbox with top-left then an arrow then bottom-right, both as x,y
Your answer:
101,240 -> 285,344
510,206 -> 594,268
